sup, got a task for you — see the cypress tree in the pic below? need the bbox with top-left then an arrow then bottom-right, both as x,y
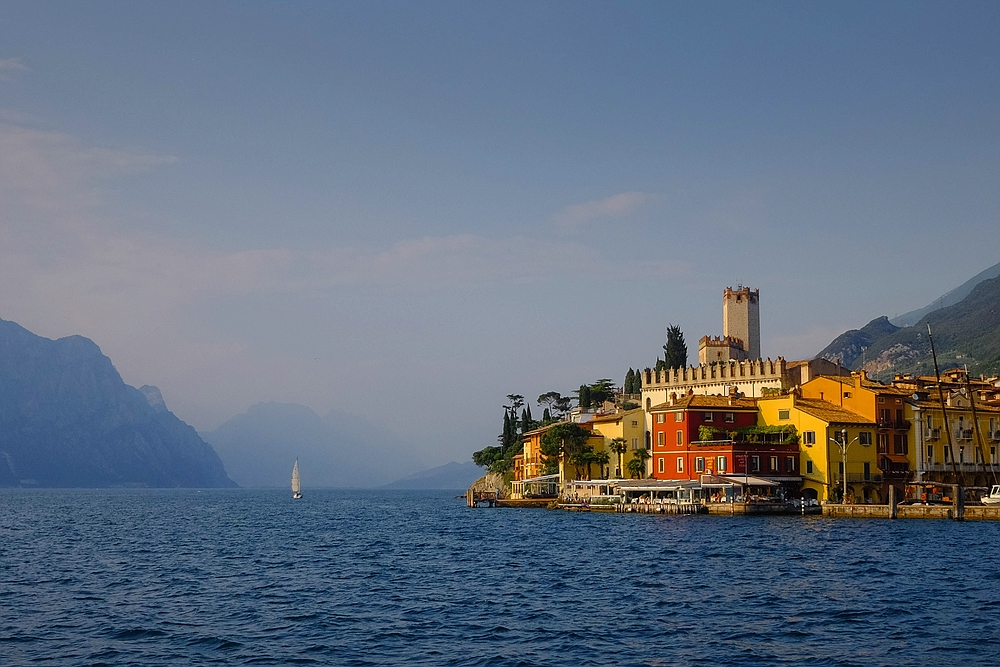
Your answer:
625,368 -> 635,394
664,324 -> 688,370
520,408 -> 530,433
579,384 -> 592,410
543,408 -> 552,422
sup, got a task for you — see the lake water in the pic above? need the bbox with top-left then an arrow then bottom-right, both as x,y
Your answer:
1,489 -> 999,666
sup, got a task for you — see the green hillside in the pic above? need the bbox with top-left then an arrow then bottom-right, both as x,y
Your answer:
852,275 -> 1000,380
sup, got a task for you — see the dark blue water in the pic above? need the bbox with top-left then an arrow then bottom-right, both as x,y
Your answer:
1,489 -> 999,666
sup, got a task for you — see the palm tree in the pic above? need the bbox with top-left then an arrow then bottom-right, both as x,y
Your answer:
592,450 -> 610,479
609,437 -> 628,478
627,448 -> 651,479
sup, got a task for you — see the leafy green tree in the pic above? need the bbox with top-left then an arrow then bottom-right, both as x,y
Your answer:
538,391 -> 571,419
472,446 -> 503,469
589,379 -> 615,407
664,324 -> 688,370
627,448 -> 651,479
609,437 -> 628,478
577,384 -> 592,410
540,422 -> 592,475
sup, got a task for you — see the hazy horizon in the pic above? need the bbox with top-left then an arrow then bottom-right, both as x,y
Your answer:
1,2 -> 997,468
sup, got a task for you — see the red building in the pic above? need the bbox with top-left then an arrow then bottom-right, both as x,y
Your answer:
648,393 -> 800,491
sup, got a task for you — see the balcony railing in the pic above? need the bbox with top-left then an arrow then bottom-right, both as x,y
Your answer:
877,419 -> 911,430
927,428 -> 941,440
923,462 -> 1000,472
956,429 -> 974,441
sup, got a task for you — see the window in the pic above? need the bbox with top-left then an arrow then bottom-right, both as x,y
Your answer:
724,412 -> 736,423
945,447 -> 950,462
703,412 -> 714,422
927,415 -> 933,429
676,430 -> 683,445
959,446 -> 965,463
785,456 -> 796,472
676,457 -> 684,473
717,456 -> 727,472
877,433 -> 889,453
695,457 -> 705,473
803,431 -> 816,445
878,396 -> 885,403
863,462 -> 871,481
632,438 -> 639,449
657,432 -> 665,447
806,460 -> 814,474
778,409 -> 790,420
674,412 -> 684,422
859,431 -> 872,446
992,446 -> 997,464
893,434 -> 908,455
880,409 -> 891,422
770,456 -> 778,471
928,445 -> 934,461
750,456 -> 761,472
656,413 -> 665,424
844,391 -> 852,398
631,421 -> 638,427
658,458 -> 665,473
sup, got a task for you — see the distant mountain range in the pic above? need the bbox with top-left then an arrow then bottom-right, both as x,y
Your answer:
381,461 -> 483,490
203,402 -> 426,488
818,272 -> 1000,380
0,317 -> 235,488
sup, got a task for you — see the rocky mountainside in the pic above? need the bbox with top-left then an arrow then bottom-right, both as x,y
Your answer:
817,275 -> 1000,380
817,316 -> 900,368
204,402 -> 425,488
0,317 -> 235,487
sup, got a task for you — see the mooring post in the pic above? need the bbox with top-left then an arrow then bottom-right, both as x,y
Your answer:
889,485 -> 897,519
953,484 -> 965,521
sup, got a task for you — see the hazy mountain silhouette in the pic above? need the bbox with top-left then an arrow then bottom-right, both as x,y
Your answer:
204,402 -> 425,488
0,317 -> 235,488
890,260 -> 1000,327
382,461 -> 483,490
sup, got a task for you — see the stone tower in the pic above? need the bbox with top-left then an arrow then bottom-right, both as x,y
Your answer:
722,286 -> 760,360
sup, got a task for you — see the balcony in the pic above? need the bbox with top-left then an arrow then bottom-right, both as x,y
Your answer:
991,430 -> 1000,442
956,429 -> 974,441
877,419 -> 911,430
927,428 -> 941,441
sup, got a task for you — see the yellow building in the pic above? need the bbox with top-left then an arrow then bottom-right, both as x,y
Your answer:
758,394 -> 879,503
519,424 -> 555,481
801,372 -> 914,498
589,408 -> 647,478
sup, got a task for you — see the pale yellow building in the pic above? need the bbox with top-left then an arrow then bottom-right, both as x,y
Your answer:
589,408 -> 646,478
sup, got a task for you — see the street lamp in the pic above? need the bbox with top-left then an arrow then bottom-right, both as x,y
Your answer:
830,428 -> 860,503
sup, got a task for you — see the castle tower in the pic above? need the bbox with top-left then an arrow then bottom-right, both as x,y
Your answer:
723,286 -> 760,360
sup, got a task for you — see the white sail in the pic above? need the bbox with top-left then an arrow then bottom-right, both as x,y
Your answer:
291,459 -> 301,497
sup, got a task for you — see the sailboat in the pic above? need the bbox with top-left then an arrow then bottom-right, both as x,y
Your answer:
291,459 -> 302,499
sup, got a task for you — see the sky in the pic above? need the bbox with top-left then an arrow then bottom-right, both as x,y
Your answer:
1,1 -> 998,469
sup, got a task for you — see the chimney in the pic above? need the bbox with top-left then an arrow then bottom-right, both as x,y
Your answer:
669,392 -> 677,406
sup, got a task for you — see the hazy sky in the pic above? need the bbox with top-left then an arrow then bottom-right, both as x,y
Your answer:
1,1 -> 997,467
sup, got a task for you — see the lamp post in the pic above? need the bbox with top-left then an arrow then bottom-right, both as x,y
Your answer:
830,428 -> 860,503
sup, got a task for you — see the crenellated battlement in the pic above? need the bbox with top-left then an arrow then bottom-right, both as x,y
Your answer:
699,335 -> 745,348
643,358 -> 786,388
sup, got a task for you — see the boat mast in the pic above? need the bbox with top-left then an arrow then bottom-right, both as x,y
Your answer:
928,325 -> 961,485
964,369 -> 999,485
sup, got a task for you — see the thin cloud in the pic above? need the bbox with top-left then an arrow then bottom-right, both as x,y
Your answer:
553,191 -> 652,229
0,58 -> 29,80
